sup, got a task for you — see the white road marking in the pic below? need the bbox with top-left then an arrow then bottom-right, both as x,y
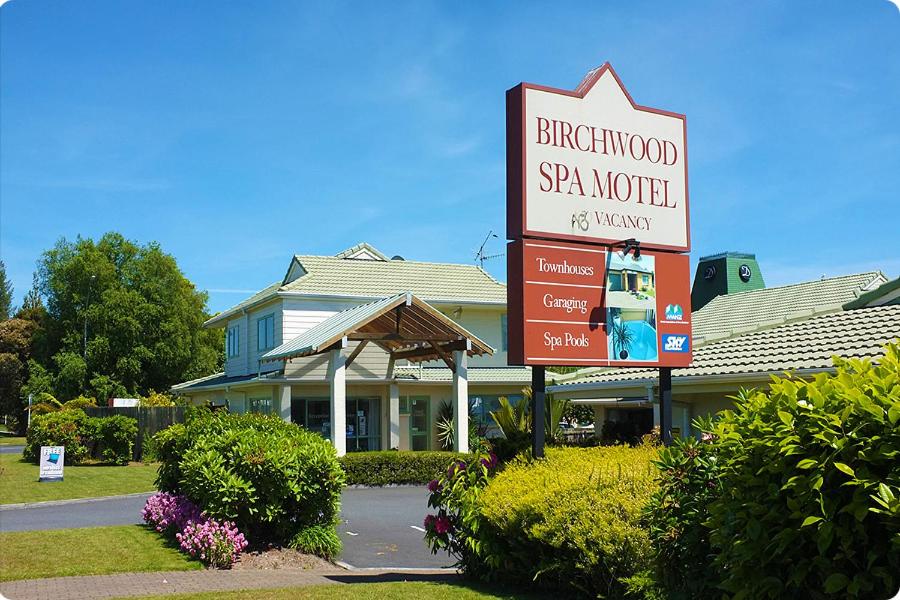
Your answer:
345,531 -> 359,536
409,525 -> 425,532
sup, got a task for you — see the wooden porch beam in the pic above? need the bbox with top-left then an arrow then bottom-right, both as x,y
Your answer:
428,340 -> 456,373
344,340 -> 368,368
391,339 -> 470,361
347,332 -> 459,342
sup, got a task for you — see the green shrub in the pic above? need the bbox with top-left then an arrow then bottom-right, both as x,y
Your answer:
153,409 -> 345,547
290,525 -> 342,560
707,344 -> 900,599
24,409 -> 91,464
476,446 -> 659,599
24,410 -> 138,465
63,395 -> 98,410
93,414 -> 138,465
424,453 -> 497,577
339,451 -> 470,486
645,416 -> 721,600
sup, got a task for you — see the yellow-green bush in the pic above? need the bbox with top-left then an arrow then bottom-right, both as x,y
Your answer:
478,445 -> 659,598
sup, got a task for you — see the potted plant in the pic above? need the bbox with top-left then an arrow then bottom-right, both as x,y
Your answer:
612,320 -> 634,360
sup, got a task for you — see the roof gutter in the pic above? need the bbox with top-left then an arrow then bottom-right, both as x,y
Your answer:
548,367 -> 836,394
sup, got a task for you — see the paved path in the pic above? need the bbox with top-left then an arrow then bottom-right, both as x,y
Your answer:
0,493 -> 152,531
0,568 -> 458,600
0,444 -> 24,454
338,487 -> 452,569
1,487 -> 453,569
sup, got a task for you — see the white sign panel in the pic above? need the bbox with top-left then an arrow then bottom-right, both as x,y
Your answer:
507,63 -> 690,252
39,445 -> 65,482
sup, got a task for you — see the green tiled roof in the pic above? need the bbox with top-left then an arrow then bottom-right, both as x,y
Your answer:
281,253 -> 505,303
206,243 -> 506,326
843,276 -> 900,309
394,366 -> 548,385
692,271 -> 886,345
553,304 -> 900,388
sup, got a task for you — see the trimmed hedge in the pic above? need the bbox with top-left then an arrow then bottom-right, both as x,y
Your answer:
153,409 -> 344,548
339,451 -> 471,486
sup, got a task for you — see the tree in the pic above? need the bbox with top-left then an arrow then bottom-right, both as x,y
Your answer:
36,232 -> 223,399
0,318 -> 37,432
0,260 -> 13,320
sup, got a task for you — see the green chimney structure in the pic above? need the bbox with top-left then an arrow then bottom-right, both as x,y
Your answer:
691,252 -> 765,311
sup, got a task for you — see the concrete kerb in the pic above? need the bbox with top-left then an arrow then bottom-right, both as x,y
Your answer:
0,491 -> 153,511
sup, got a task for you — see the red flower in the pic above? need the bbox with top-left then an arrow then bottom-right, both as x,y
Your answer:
434,515 -> 451,535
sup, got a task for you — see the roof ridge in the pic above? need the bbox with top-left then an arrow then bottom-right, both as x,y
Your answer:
293,253 -> 495,270
701,271 -> 883,305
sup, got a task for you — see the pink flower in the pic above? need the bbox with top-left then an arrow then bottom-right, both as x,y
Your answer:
424,514 -> 436,529
427,479 -> 441,493
434,515 -> 451,535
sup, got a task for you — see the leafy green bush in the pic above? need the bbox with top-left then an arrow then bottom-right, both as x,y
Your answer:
339,450 -> 470,486
24,409 -> 91,464
63,395 -> 98,410
153,409 -> 345,548
645,416 -> 721,600
290,525 -> 342,560
24,410 -> 138,465
476,446 -> 658,599
93,414 -> 138,465
707,344 -> 900,599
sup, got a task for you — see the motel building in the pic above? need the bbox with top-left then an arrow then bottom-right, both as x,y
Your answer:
550,253 -> 900,442
172,243 -> 540,455
172,244 -> 900,452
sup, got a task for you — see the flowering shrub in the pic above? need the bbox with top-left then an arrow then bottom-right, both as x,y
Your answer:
645,416 -> 721,599
423,453 -> 498,575
177,519 -> 248,568
152,410 -> 343,548
142,492 -> 248,568
141,492 -> 203,534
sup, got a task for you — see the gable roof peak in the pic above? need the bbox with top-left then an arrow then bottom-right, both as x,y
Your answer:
334,242 -> 389,261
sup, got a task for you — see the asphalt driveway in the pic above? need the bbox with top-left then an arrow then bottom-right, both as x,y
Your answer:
0,445 -> 24,454
0,486 -> 452,569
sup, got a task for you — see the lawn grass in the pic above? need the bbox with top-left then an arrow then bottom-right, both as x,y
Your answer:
0,436 -> 26,445
0,453 -> 158,504
126,581 -> 547,600
0,525 -> 202,581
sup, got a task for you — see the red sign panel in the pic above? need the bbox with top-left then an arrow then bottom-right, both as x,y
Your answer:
507,239 -> 692,367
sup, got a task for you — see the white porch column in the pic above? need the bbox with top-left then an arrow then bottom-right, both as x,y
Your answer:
329,349 -> 347,457
278,384 -> 292,423
452,349 -> 468,453
388,383 -> 400,450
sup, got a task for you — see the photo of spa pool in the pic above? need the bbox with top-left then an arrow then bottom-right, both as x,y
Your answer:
607,307 -> 659,362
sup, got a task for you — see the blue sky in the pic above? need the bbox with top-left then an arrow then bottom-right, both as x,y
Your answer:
2,0 -> 899,314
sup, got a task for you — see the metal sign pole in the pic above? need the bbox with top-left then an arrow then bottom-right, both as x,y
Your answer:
659,367 -> 673,446
532,365 -> 545,458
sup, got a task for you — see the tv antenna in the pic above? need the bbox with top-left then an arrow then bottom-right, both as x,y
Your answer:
474,230 -> 503,268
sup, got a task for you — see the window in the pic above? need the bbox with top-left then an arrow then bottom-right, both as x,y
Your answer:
247,396 -> 271,415
470,394 -> 522,437
257,314 -> 275,351
226,326 -> 240,358
500,314 -> 508,352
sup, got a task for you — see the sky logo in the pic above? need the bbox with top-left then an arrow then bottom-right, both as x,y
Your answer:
664,304 -> 684,321
662,334 -> 690,353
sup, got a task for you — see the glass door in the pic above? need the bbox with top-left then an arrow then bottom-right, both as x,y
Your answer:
409,396 -> 430,451
346,397 -> 381,452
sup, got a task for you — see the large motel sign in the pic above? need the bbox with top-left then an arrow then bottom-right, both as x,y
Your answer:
506,63 -> 692,452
